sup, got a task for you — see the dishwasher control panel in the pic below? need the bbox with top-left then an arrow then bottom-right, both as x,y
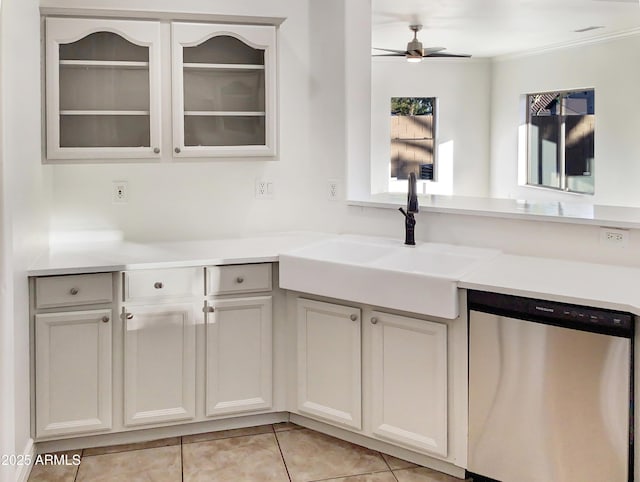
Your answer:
468,290 -> 633,337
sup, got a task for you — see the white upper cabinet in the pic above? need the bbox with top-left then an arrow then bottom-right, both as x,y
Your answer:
171,23 -> 277,157
45,17 -> 162,160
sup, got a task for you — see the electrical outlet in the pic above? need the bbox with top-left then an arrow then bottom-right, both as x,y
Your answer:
112,181 -> 128,204
599,227 -> 629,247
328,179 -> 340,201
255,179 -> 274,200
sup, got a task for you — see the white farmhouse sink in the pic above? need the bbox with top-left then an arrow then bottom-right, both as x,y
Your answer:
279,235 -> 499,319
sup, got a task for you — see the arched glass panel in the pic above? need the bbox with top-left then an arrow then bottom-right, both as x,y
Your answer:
58,31 -> 151,148
182,35 -> 266,147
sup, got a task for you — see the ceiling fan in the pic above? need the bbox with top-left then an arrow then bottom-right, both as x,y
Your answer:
373,25 -> 471,62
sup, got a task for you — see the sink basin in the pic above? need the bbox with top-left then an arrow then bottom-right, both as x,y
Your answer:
286,237 -> 394,264
370,244 -> 495,279
279,236 -> 499,319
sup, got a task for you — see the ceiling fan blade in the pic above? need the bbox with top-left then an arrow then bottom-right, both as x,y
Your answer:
372,53 -> 405,57
372,47 -> 409,54
425,52 -> 472,58
423,47 -> 447,55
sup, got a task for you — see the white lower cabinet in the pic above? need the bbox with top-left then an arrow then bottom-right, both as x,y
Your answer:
35,309 -> 113,438
293,296 -> 453,460
123,303 -> 197,426
369,310 -> 448,457
296,298 -> 362,429
205,296 -> 273,416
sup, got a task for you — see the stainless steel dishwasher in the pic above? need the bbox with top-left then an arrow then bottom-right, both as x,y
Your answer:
467,290 -> 633,482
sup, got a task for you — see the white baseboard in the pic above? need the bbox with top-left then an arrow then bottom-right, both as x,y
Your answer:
15,438 -> 34,482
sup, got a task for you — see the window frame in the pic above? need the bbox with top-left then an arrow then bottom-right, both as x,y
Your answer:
525,88 -> 595,195
388,96 -> 438,194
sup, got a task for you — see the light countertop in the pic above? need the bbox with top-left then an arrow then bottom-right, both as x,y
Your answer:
30,232 -> 640,316
28,232 -> 329,276
459,254 -> 640,315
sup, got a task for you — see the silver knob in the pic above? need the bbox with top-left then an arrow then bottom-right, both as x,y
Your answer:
174,147 -> 181,154
126,313 -> 134,320
153,147 -> 160,154
154,282 -> 163,289
236,276 -> 244,284
69,288 -> 79,295
203,306 -> 215,313
371,317 -> 378,324
350,314 -> 358,322
101,316 -> 110,323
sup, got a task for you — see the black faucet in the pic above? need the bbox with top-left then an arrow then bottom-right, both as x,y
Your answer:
398,172 -> 418,245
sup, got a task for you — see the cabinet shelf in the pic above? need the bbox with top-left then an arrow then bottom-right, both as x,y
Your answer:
59,60 -> 150,69
60,110 -> 150,116
183,63 -> 264,70
184,111 -> 266,117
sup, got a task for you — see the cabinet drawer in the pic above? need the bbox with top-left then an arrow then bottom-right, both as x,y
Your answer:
123,267 -> 202,302
35,273 -> 113,309
206,264 -> 272,295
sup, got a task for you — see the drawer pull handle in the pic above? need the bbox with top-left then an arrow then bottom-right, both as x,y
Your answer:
350,314 -> 358,322
101,316 -> 110,323
371,317 -> 378,324
69,288 -> 79,295
154,282 -> 164,289
236,277 -> 244,284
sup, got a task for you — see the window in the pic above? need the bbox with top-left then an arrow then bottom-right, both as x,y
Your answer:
390,97 -> 436,183
527,89 -> 595,194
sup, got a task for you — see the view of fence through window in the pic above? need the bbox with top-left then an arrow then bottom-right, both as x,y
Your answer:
527,89 -> 595,194
390,97 -> 436,181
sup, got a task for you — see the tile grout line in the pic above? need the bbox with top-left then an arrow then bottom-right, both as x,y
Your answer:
272,424 -> 293,482
73,449 -> 83,482
180,436 -> 184,482
307,469 -> 397,482
379,452 -> 400,482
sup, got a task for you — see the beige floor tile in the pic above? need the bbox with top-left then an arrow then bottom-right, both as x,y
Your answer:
276,428 -> 388,482
320,471 -> 397,482
28,450 -> 81,482
273,421 -> 303,432
82,436 -> 180,457
394,467 -> 467,482
76,444 -> 181,482
381,453 -> 418,470
183,424 -> 273,444
182,432 -> 289,482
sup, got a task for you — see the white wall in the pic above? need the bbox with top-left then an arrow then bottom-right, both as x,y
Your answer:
1,0 -> 51,477
44,0 -> 354,241
371,59 -> 492,197
490,34 -> 640,206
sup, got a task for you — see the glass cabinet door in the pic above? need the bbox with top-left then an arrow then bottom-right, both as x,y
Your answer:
172,23 -> 277,158
46,18 -> 162,160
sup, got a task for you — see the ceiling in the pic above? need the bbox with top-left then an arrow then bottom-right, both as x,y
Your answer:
372,0 -> 640,58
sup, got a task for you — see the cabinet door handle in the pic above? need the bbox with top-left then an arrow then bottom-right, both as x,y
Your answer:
370,317 -> 378,324
236,276 -> 244,284
154,282 -> 163,289
126,313 -> 134,320
202,305 -> 215,313
174,147 -> 181,154
350,314 -> 358,322
69,287 -> 79,295
153,147 -> 160,154
101,316 -> 110,323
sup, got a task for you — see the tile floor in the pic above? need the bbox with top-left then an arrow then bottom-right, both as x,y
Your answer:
28,423 -> 470,482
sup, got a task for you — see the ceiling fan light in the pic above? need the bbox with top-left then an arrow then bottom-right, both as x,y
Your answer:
406,55 -> 422,63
